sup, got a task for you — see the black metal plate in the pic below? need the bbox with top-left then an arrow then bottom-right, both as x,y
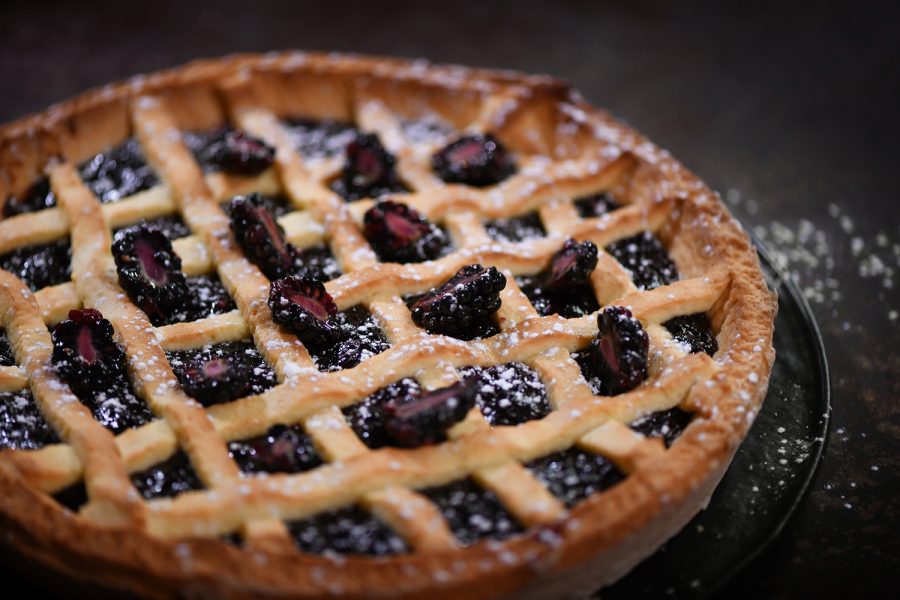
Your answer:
600,234 -> 832,599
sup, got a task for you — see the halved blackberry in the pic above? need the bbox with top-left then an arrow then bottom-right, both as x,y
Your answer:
527,448 -> 624,508
383,380 -> 476,448
78,137 -> 159,203
229,424 -> 323,475
190,128 -> 275,176
112,226 -> 189,325
130,451 -> 203,499
312,305 -> 389,372
663,313 -> 718,356
460,363 -> 551,426
409,264 -> 506,339
0,239 -> 72,291
574,192 -> 620,218
331,133 -> 406,201
484,211 -> 546,244
168,341 -> 277,399
283,118 -> 358,158
0,390 -> 59,450
606,232 -> 678,291
363,200 -> 450,264
588,306 -> 649,395
343,378 -> 420,450
180,354 -> 248,406
229,193 -> 301,280
520,239 -> 600,318
268,276 -> 340,348
3,177 -> 56,217
421,478 -> 523,546
630,407 -> 694,447
432,134 -> 516,187
51,309 -> 126,396
288,506 -> 408,556
221,193 -> 292,219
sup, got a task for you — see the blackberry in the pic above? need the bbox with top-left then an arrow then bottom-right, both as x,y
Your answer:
78,137 -> 159,203
589,306 -> 649,395
409,264 -> 506,338
229,424 -> 323,475
51,309 -> 126,396
331,133 -> 406,201
221,193 -> 292,219
520,239 -> 599,318
527,448 -> 624,508
3,177 -> 56,217
421,478 -> 523,546
229,193 -> 301,280
363,200 -> 450,264
663,313 -> 718,356
343,378 -> 420,449
130,451 -> 203,499
168,341 -> 277,399
460,363 -> 551,426
606,232 -> 678,290
0,239 -> 72,291
0,390 -> 59,450
180,354 -> 248,406
630,407 -> 694,447
268,276 -> 340,348
193,128 -> 275,176
432,134 -> 516,187
112,226 -> 189,325
288,506 -> 408,556
484,211 -> 546,244
543,239 -> 598,290
383,380 -> 476,448
574,192 -> 620,218
283,118 -> 358,158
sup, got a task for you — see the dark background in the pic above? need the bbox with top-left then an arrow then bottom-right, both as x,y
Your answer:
2,1 -> 898,597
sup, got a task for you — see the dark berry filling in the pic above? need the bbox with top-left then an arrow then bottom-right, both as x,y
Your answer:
459,363 -> 551,426
114,215 -> 192,241
432,134 -> 516,187
3,177 -> 56,217
113,226 -> 189,326
229,193 -> 301,280
311,305 -> 390,372
331,133 -> 408,201
363,200 -> 451,264
343,378 -> 420,450
78,137 -> 159,203
0,330 -> 15,366
421,478 -> 523,546
296,243 -> 342,282
221,193 -> 292,220
183,127 -> 275,176
574,192 -> 620,218
0,239 -> 72,291
269,276 -> 340,348
53,482 -> 88,512
408,264 -> 506,340
229,424 -> 323,475
0,390 -> 59,450
131,451 -> 203,499
288,505 -> 408,556
518,239 -> 599,318
283,118 -> 359,158
630,407 -> 694,447
400,116 -> 453,144
381,380 -> 476,448
152,275 -> 237,326
663,313 -> 718,356
484,211 -> 546,244
606,232 -> 678,291
526,448 -> 624,508
168,341 -> 277,401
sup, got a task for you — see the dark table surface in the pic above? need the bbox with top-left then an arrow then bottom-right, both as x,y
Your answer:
2,1 -> 898,597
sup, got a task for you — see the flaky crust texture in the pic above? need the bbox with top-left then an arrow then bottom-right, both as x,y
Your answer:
0,52 -> 776,599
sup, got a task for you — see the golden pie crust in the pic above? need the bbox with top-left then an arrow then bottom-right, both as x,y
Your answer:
0,52 -> 776,599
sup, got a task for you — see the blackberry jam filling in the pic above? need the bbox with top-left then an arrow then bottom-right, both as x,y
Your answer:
183,127 -> 275,176
0,239 -> 72,291
78,137 -> 159,203
400,116 -> 453,144
53,482 -> 88,513
131,451 -> 203,499
168,341 -> 277,403
343,378 -> 420,450
484,211 -> 545,244
152,275 -> 236,326
527,448 -> 624,508
663,313 -> 718,356
459,362 -> 551,426
363,200 -> 451,264
0,330 -> 15,366
229,424 -> 323,475
3,176 -> 56,217
421,478 -> 523,546
630,407 -> 694,447
518,239 -> 600,318
288,505 -> 408,556
283,117 -> 359,158
0,390 -> 59,450
297,243 -> 342,282
311,305 -> 390,372
331,133 -> 408,201
574,192 -> 620,218
606,231 -> 678,291
114,215 -> 192,241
